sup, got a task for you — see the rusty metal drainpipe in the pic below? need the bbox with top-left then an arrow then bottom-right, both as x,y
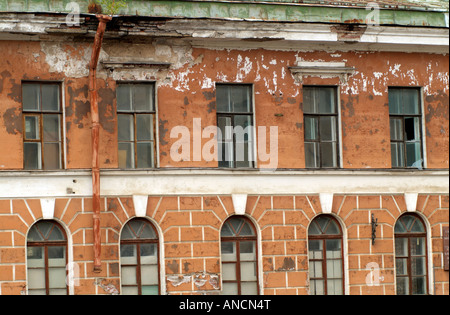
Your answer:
89,14 -> 111,273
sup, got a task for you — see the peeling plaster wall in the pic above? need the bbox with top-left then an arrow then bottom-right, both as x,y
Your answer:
0,38 -> 448,170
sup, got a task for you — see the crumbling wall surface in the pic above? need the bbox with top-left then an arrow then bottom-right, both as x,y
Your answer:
0,38 -> 448,170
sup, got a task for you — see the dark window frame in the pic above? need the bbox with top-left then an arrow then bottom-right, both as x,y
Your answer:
26,220 -> 69,295
303,86 -> 340,169
216,83 -> 255,169
116,82 -> 157,169
120,218 -> 161,295
388,87 -> 424,169
22,81 -> 64,170
308,215 -> 345,295
394,213 -> 429,295
220,216 -> 259,295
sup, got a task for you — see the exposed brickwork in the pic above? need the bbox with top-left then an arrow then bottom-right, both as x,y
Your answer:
0,194 -> 447,295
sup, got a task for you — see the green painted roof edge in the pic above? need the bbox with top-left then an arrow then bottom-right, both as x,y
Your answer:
0,0 -> 448,27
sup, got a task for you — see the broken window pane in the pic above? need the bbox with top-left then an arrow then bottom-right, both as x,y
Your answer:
22,84 -> 40,111
405,117 -> 420,141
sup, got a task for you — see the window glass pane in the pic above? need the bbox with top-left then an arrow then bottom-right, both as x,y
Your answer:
48,246 -> 65,266
121,224 -> 136,240
43,143 -> 61,170
303,88 -> 316,114
390,118 -> 403,141
406,142 -> 422,168
121,266 -> 137,285
411,237 -> 425,256
310,279 -> 324,295
120,244 -> 137,264
23,84 -> 40,111
117,85 -> 132,111
318,88 -> 335,114
216,85 -> 231,112
222,263 -> 237,281
412,276 -> 427,295
48,225 -> 65,241
403,89 -> 420,115
27,246 -> 44,267
389,89 -> 402,114
411,257 -> 426,276
48,267 -> 66,288
239,223 -> 255,237
326,259 -> 342,280
49,289 -> 67,295
232,86 -> 251,113
319,116 -> 336,141
240,262 -> 257,281
410,220 -> 425,233
304,117 -> 318,141
395,237 -> 408,256
24,142 -> 41,170
28,269 -> 46,289
326,239 -> 341,258
136,114 -> 154,141
321,142 -> 337,168
305,142 -> 319,168
308,240 -> 323,259
43,115 -> 60,141
122,286 -> 138,295
118,142 -> 134,169
142,286 -> 158,295
218,116 -> 233,167
221,242 -> 237,262
396,277 -> 409,295
41,84 -> 60,112
28,226 -> 44,242
240,241 -> 256,261
133,84 -> 153,112
25,116 -> 40,140
309,261 -> 323,278
141,265 -> 159,285
391,142 -> 404,168
118,114 -> 134,141
327,279 -> 343,295
222,282 -> 238,295
396,258 -> 408,276
137,142 -> 154,169
139,225 -> 157,240
241,282 -> 258,295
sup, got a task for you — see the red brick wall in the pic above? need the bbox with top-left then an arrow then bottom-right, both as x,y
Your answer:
0,194 -> 448,295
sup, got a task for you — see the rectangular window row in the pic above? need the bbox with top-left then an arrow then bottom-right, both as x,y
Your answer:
21,82 -> 424,170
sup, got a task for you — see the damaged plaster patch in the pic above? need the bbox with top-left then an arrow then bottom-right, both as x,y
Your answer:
40,41 -> 108,78
2,108 -> 22,135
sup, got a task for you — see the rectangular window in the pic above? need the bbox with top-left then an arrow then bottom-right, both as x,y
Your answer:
303,86 -> 339,168
388,88 -> 423,168
117,83 -> 156,169
216,84 -> 254,168
22,82 -> 63,170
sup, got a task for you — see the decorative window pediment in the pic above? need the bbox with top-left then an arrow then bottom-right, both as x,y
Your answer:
289,61 -> 355,84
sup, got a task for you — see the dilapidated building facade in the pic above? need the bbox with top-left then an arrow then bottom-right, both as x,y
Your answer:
0,0 -> 448,295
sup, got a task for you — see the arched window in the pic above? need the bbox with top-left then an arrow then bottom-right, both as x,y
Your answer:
394,214 -> 428,295
221,216 -> 258,295
27,220 -> 68,295
308,215 -> 344,295
120,218 -> 160,295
